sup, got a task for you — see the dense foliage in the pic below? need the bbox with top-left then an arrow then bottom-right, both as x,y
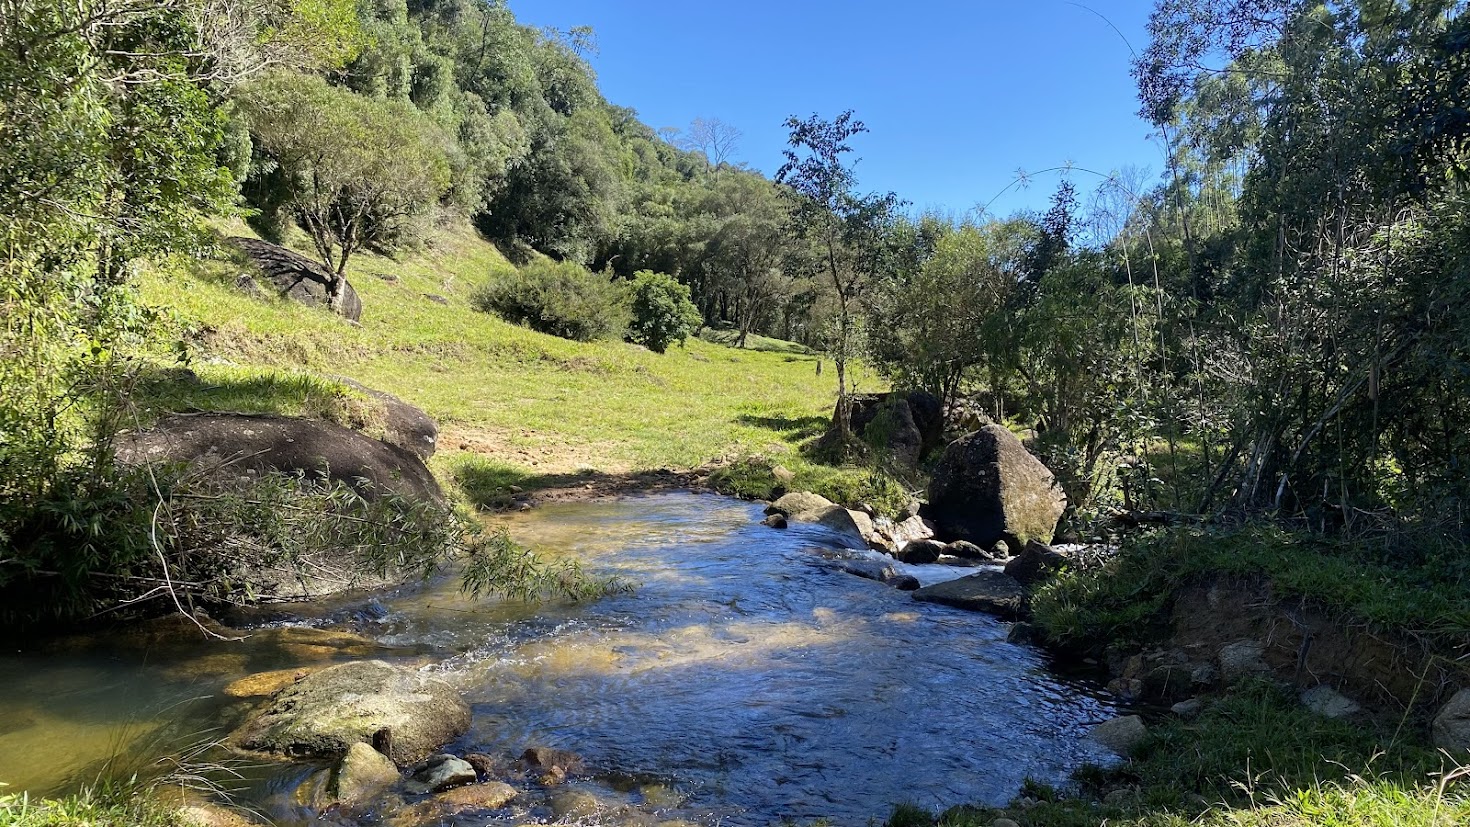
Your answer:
471,258 -> 629,342
625,270 -> 702,353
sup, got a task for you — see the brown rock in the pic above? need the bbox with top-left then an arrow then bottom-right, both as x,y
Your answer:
223,667 -> 321,698
1003,540 -> 1068,587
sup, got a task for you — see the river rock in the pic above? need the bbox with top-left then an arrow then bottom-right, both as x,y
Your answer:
1301,685 -> 1361,719
115,413 -> 443,504
222,667 -> 315,698
761,514 -> 788,529
889,515 -> 936,546
332,742 -> 400,805
522,746 -> 584,778
1003,540 -> 1067,586
1091,714 -> 1148,755
334,377 -> 438,461
1432,688 -> 1470,751
767,491 -> 837,519
1217,640 -> 1271,682
911,570 -> 1026,619
890,574 -> 921,591
231,660 -> 470,766
841,559 -> 897,583
228,236 -> 362,321
550,789 -> 624,821
893,539 -> 944,564
941,540 -> 989,561
766,492 -> 876,549
177,803 -> 263,827
429,781 -> 517,810
925,425 -> 1066,548
1171,698 -> 1203,719
406,754 -> 477,794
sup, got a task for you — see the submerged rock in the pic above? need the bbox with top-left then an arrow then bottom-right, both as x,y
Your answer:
332,742 -> 400,805
910,570 -> 1026,619
231,660 -> 470,766
925,425 -> 1066,548
761,513 -> 788,529
222,667 -> 321,698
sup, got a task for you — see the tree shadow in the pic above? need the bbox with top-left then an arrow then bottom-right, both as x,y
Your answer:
735,413 -> 830,444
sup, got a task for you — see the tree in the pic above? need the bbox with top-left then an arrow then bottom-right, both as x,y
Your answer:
703,173 -> 793,347
238,71 -> 452,307
626,270 -> 702,353
678,116 -> 742,173
776,110 -> 902,442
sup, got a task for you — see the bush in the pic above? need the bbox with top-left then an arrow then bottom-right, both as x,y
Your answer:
625,270 -> 701,353
471,259 -> 629,342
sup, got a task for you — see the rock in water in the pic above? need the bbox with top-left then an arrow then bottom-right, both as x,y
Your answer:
231,660 -> 470,766
893,539 -> 944,564
1091,714 -> 1148,755
761,513 -> 788,529
115,413 -> 442,504
331,742 -> 400,805
925,425 -> 1066,548
228,236 -> 362,321
1432,688 -> 1470,751
766,491 -> 879,550
406,754 -> 477,794
911,570 -> 1026,619
1003,540 -> 1067,587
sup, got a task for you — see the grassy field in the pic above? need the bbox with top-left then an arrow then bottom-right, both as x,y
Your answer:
134,220 -> 901,507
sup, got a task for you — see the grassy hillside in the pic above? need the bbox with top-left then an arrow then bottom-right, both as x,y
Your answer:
135,220 -> 889,502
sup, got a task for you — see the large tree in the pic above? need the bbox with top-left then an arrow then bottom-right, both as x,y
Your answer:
238,71 -> 452,307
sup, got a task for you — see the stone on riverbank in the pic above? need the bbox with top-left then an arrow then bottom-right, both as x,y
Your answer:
893,539 -> 944,564
1301,685 -> 1361,719
1432,688 -> 1470,751
231,660 -> 470,766
1002,540 -> 1067,586
406,754 -> 477,794
911,570 -> 1026,619
1091,714 -> 1148,755
925,425 -> 1066,548
765,491 -> 880,550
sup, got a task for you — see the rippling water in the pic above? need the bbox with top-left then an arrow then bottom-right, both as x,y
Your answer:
0,492 -> 1115,825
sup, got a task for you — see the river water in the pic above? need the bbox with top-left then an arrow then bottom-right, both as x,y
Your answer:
0,493 -> 1115,825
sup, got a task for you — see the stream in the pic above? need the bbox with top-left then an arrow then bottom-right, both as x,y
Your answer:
0,492 -> 1116,825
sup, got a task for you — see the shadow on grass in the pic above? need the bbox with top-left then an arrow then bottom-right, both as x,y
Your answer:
736,413 -> 830,444
699,328 -> 816,356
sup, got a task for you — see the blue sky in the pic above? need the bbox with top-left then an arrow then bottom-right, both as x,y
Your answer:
509,1 -> 1167,219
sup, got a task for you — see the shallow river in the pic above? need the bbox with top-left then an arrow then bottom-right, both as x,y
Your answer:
0,493 -> 1115,825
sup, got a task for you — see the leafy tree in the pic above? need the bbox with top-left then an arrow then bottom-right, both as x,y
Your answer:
776,110 -> 903,441
238,71 -> 453,305
626,270 -> 703,353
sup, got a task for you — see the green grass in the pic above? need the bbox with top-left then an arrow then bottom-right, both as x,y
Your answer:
698,326 -> 816,355
136,219 -> 885,506
887,682 -> 1470,827
1029,523 -> 1470,653
0,787 -> 184,827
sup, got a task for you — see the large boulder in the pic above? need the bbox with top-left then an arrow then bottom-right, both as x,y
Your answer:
852,391 -> 945,459
925,425 -> 1066,548
911,570 -> 1027,619
1091,715 -> 1148,755
331,742 -> 400,806
1003,540 -> 1068,586
228,236 -> 362,321
1432,688 -> 1470,752
115,413 -> 442,504
334,377 -> 438,461
231,660 -> 470,766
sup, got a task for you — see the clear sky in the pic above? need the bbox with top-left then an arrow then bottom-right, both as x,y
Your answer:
508,0 -> 1167,219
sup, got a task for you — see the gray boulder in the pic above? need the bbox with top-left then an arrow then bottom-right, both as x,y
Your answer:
406,754 -> 477,794
926,425 -> 1066,548
115,413 -> 442,504
231,660 -> 470,766
767,492 -> 876,549
1217,640 -> 1271,682
911,570 -> 1026,619
888,515 -> 936,546
1432,688 -> 1470,751
228,236 -> 362,321
941,540 -> 991,561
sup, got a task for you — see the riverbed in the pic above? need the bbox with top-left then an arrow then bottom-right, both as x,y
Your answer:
0,492 -> 1115,825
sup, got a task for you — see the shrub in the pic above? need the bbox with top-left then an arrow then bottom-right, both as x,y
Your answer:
471,259 -> 628,342
625,270 -> 701,353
